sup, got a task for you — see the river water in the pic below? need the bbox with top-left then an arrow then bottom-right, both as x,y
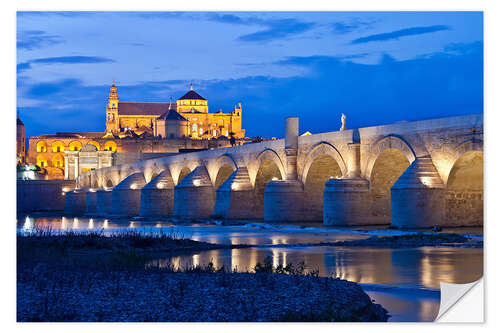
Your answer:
17,215 -> 483,322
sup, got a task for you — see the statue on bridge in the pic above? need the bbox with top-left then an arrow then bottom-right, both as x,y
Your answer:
340,113 -> 346,131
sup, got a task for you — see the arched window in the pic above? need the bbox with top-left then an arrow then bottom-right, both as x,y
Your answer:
87,140 -> 100,150
104,141 -> 117,152
36,141 -> 47,153
36,154 -> 48,168
69,141 -> 82,151
52,154 -> 64,168
192,123 -> 198,132
52,141 -> 65,153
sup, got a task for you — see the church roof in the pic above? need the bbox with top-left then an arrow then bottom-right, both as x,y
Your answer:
118,102 -> 176,116
37,132 -> 105,139
178,90 -> 206,101
157,109 -> 188,121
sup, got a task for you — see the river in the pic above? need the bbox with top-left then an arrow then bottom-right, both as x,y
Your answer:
17,215 -> 483,322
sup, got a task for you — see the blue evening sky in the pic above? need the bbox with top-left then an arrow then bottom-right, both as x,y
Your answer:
17,11 -> 483,139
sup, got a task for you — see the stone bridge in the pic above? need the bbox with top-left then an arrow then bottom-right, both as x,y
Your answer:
70,114 -> 483,228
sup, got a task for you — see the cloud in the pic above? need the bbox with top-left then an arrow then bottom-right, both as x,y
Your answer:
17,30 -> 64,50
31,56 -> 115,64
27,79 -> 83,97
17,62 -> 31,73
17,56 -> 115,73
444,41 -> 483,55
17,11 -> 94,18
130,12 -> 186,20
121,12 -> 315,42
207,13 -> 250,25
238,18 -> 316,42
331,19 -> 376,34
351,25 -> 450,44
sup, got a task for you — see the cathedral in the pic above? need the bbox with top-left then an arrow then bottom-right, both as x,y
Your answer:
24,82 -> 248,180
105,82 -> 245,139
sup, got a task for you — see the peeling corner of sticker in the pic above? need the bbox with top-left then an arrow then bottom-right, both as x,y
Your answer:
435,278 -> 484,322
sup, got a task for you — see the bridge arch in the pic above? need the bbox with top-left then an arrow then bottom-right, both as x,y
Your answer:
213,154 -> 238,189
143,162 -> 165,183
301,142 -> 347,182
454,139 -> 483,160
252,149 -> 286,185
176,166 -> 193,185
105,179 -> 114,188
445,139 -> 483,226
365,135 -> 416,179
251,149 -> 286,218
118,166 -> 142,184
366,135 -> 416,224
301,142 -> 346,221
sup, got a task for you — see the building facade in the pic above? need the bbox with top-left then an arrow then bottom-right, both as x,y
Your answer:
105,82 -> 245,139
26,81 -> 249,180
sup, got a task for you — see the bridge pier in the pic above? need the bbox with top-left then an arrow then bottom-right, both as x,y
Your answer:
264,117 -> 306,222
85,189 -> 98,215
64,188 -> 87,215
264,180 -> 305,221
213,167 -> 258,219
173,165 -> 215,219
96,187 -> 113,216
391,156 -> 445,228
110,173 -> 147,217
323,138 -> 375,225
139,170 -> 175,218
323,177 -> 371,225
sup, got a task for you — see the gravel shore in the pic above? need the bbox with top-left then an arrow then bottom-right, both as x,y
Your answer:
17,231 -> 389,322
17,265 -> 388,322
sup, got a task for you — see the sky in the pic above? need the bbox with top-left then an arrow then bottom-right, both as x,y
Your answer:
17,11 -> 483,139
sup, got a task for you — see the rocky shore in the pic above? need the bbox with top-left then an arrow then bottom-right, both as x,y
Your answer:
17,230 -> 389,322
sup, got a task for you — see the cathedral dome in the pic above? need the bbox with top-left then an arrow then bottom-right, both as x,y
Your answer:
178,82 -> 206,101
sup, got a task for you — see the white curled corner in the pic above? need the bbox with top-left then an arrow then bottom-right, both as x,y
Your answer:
436,278 -> 484,322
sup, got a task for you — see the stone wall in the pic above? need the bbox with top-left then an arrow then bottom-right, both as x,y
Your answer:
113,152 -> 177,167
445,190 -> 483,226
17,180 -> 75,212
73,114 -> 483,227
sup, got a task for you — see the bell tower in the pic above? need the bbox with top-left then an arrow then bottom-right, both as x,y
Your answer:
106,80 -> 119,132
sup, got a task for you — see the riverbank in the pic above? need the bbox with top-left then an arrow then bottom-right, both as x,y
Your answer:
255,233 -> 483,249
17,231 -> 389,322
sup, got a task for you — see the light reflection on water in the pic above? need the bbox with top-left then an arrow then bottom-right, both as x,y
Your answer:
146,246 -> 482,290
17,215 -> 483,322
